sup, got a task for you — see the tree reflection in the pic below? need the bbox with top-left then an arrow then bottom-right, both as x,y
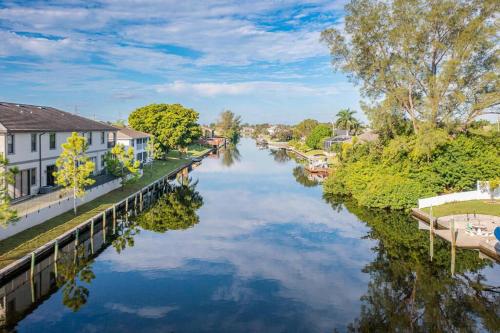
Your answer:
328,198 -> 500,332
269,149 -> 291,163
112,217 -> 141,254
56,246 -> 96,312
221,143 -> 241,167
292,166 -> 319,187
136,181 -> 203,233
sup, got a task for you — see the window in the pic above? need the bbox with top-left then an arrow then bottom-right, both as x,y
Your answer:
101,154 -> 105,167
49,133 -> 56,149
88,132 -> 93,145
101,131 -> 105,144
131,139 -> 135,147
30,168 -> 36,186
7,134 -> 14,154
31,134 -> 37,152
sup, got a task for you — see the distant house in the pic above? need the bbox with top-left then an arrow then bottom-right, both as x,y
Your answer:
201,126 -> 215,139
115,127 -> 152,165
323,129 -> 351,151
0,102 -> 117,201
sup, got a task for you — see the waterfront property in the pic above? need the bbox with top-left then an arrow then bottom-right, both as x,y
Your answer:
0,102 -> 117,201
116,127 -> 152,165
0,139 -> 497,332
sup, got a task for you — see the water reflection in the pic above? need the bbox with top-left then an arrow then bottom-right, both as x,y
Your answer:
221,143 -> 241,167
2,139 -> 498,333
57,247 -> 95,312
292,165 -> 319,188
136,180 -> 203,233
333,199 -> 500,332
269,148 -> 291,164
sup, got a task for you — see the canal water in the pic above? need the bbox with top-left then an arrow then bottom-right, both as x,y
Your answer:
4,139 -> 499,332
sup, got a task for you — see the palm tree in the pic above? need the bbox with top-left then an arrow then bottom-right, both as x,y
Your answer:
335,108 -> 358,134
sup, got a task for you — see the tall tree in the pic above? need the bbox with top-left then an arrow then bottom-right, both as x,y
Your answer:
128,104 -> 201,154
293,119 -> 319,139
54,132 -> 95,215
105,144 -> 140,189
216,110 -> 242,142
0,155 -> 17,225
306,124 -> 333,149
321,0 -> 499,132
335,108 -> 359,134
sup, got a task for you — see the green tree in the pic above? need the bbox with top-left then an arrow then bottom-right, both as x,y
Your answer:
305,124 -> 332,149
335,108 -> 359,134
321,0 -> 499,132
216,110 -> 242,142
105,144 -> 140,189
54,132 -> 95,215
128,104 -> 201,154
293,119 -> 319,139
0,155 -> 17,225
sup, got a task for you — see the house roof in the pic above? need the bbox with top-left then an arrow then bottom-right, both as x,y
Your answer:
115,127 -> 151,139
0,102 -> 116,133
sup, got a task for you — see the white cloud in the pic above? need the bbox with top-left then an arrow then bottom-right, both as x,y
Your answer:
105,303 -> 178,319
155,80 -> 340,97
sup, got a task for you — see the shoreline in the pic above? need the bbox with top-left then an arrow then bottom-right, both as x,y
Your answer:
0,147 -> 214,278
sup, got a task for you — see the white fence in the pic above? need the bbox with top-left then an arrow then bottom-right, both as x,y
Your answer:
0,179 -> 122,240
418,181 -> 500,208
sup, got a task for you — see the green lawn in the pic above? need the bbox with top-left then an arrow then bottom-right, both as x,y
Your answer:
422,200 -> 500,217
0,150 -> 209,268
305,149 -> 327,157
165,144 -> 211,159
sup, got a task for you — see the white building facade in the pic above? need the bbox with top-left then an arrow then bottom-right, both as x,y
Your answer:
116,127 -> 152,165
0,102 -> 117,201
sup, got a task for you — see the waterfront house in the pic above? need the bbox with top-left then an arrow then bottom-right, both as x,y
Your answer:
116,127 -> 152,165
201,125 -> 215,139
0,102 -> 117,201
323,129 -> 350,151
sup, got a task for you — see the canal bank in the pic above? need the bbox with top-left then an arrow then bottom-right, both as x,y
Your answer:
2,139 -> 498,333
0,148 -> 214,271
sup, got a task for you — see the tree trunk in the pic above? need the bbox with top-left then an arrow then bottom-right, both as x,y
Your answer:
73,187 -> 77,215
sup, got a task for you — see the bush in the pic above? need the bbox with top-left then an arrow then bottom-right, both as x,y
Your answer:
305,124 -> 332,149
323,131 -> 500,210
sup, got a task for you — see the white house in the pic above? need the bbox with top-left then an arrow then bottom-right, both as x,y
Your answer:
0,102 -> 117,201
115,127 -> 152,164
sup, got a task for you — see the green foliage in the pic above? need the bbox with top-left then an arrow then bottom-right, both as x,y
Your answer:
105,143 -> 141,188
0,154 -> 17,225
293,119 -> 319,139
305,124 -> 332,149
216,110 -> 241,142
54,132 -> 96,215
321,0 -> 499,131
137,182 -> 203,233
335,198 -> 497,332
324,132 -> 500,209
129,104 -> 201,153
335,108 -> 361,134
271,125 -> 293,142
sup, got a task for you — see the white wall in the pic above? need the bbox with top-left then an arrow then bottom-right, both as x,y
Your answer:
418,182 -> 500,208
4,131 -> 112,196
0,178 -> 121,240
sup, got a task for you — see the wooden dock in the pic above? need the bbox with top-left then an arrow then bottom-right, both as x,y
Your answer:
411,208 -> 500,262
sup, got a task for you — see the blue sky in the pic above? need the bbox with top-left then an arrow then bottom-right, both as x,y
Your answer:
0,0 -> 362,124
